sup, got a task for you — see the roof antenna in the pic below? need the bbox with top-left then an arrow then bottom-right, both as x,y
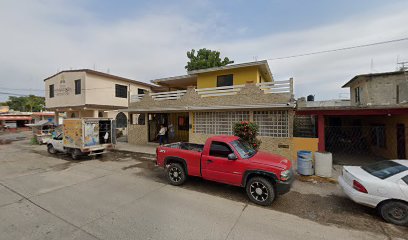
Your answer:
370,58 -> 374,73
93,64 -> 96,70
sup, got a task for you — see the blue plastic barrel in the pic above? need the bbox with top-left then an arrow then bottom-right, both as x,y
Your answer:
297,150 -> 314,176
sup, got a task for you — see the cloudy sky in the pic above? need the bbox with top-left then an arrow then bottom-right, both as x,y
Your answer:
1,0 -> 407,101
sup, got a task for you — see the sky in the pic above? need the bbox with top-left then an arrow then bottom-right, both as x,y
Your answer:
0,0 -> 407,101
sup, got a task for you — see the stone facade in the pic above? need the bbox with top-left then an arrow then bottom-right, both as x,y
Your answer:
128,122 -> 148,145
129,82 -> 294,111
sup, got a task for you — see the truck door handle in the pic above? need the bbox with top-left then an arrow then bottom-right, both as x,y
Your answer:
207,160 -> 213,163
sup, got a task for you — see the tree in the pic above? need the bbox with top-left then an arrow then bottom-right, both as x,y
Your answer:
5,95 -> 45,112
185,48 -> 234,71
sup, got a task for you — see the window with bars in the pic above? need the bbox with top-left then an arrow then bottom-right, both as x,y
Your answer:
193,111 -> 250,135
253,111 -> 289,137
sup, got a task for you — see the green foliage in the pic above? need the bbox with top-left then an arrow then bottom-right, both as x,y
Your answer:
185,48 -> 234,71
30,137 -> 39,145
233,121 -> 262,150
5,95 -> 45,112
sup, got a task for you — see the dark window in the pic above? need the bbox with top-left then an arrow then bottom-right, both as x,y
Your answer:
217,74 -> 233,87
396,85 -> 400,104
362,161 -> 408,179
138,88 -> 145,94
355,87 -> 361,103
49,84 -> 54,98
115,112 -> 128,128
403,175 -> 408,185
75,79 -> 81,95
178,116 -> 189,131
115,84 -> 128,98
371,125 -> 386,148
209,141 -> 233,158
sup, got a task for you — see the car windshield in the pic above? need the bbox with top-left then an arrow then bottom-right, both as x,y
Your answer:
231,139 -> 257,159
362,161 -> 408,179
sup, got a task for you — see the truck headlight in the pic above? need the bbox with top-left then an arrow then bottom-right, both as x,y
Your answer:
280,170 -> 291,181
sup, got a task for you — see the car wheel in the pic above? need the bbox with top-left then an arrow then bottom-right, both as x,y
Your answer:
47,145 -> 57,154
166,163 -> 186,186
246,177 -> 275,206
379,201 -> 408,226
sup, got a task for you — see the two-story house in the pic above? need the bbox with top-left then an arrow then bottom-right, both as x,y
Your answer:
124,60 -> 296,159
44,69 -> 156,131
297,70 -> 408,162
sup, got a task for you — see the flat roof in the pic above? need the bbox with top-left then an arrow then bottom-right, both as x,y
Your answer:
43,69 -> 157,88
151,60 -> 274,86
342,70 -> 407,88
150,74 -> 197,86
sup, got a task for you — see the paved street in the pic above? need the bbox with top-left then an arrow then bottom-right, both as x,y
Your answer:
0,137 -> 407,240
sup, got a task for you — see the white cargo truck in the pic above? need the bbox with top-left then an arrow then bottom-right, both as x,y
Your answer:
47,118 -> 116,159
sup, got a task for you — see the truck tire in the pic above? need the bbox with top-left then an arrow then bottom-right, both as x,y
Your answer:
246,177 -> 275,206
71,149 -> 81,160
47,144 -> 57,154
166,163 -> 186,186
379,201 -> 408,226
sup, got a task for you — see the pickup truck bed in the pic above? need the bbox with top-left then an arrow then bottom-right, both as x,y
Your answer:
164,142 -> 204,152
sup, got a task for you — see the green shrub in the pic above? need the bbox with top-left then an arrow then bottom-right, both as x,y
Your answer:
30,137 -> 39,145
233,121 -> 261,150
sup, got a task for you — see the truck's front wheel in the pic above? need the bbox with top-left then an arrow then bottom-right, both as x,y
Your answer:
47,145 -> 56,154
166,163 -> 186,186
246,177 -> 275,206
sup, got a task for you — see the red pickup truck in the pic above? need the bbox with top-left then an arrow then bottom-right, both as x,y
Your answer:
156,135 -> 294,206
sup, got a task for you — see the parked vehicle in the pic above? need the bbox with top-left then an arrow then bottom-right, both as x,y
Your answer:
47,118 -> 116,160
156,135 -> 294,206
338,160 -> 408,226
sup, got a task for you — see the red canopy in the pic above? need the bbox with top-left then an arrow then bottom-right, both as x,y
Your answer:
0,116 -> 32,120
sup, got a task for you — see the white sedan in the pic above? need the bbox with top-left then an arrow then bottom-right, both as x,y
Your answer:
338,160 -> 408,226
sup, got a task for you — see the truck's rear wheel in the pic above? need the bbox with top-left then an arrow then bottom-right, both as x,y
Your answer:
47,145 -> 56,154
166,163 -> 186,186
246,177 -> 275,206
71,149 -> 81,160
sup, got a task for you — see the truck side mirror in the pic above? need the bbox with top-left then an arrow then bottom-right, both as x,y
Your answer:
227,153 -> 238,160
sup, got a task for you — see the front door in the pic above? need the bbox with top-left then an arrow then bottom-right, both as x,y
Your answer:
397,124 -> 406,159
201,141 -> 245,186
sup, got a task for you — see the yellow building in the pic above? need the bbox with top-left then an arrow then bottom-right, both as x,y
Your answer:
125,60 -> 297,160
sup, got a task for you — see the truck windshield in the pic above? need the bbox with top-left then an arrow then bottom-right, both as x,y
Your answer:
231,140 -> 257,159
362,161 -> 408,179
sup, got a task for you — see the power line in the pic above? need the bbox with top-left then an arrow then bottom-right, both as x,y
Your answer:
0,91 -> 29,96
266,37 -> 408,61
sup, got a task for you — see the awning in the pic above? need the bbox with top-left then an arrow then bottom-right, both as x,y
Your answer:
26,120 -> 54,127
0,116 -> 32,120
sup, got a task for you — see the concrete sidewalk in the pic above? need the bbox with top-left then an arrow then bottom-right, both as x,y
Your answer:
114,142 -> 157,155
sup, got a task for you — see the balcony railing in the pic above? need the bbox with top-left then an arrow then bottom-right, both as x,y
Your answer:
130,90 -> 187,102
130,80 -> 292,102
195,85 -> 245,97
256,80 -> 291,94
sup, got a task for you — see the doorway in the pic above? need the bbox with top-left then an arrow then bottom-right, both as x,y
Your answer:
397,124 -> 406,159
148,113 -> 168,142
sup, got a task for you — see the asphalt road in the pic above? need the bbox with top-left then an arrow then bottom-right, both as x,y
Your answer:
0,139 -> 407,240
